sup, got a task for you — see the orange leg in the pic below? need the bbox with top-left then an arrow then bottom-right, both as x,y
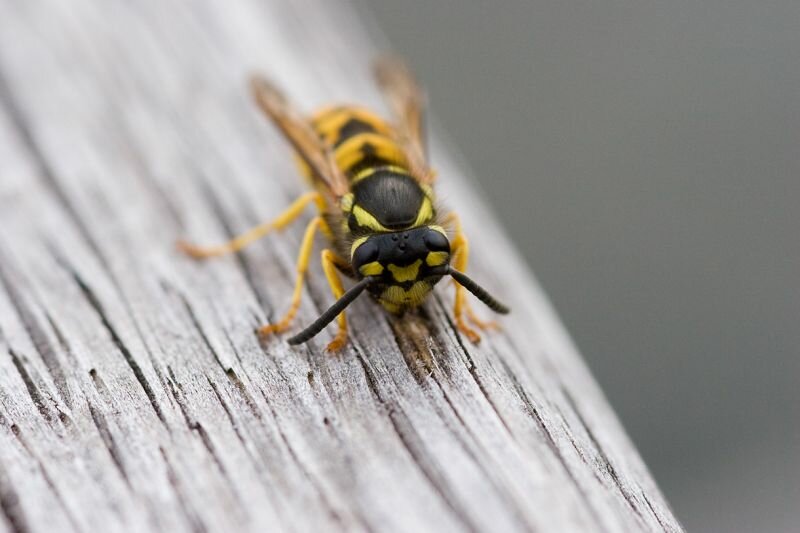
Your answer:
320,249 -> 351,352
446,213 -> 498,343
257,216 -> 324,337
177,191 -> 325,259
465,304 -> 500,331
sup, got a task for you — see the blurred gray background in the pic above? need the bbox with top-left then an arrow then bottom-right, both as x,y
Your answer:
364,1 -> 800,531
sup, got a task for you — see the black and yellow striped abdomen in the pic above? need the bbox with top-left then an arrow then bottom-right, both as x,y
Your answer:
310,105 -> 409,178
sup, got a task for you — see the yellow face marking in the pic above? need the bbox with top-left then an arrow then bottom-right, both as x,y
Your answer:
350,236 -> 368,259
359,261 -> 384,276
351,205 -> 389,232
387,259 -> 422,282
426,251 -> 449,267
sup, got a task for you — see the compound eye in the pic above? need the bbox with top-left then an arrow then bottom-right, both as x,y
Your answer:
352,239 -> 379,269
424,228 -> 450,252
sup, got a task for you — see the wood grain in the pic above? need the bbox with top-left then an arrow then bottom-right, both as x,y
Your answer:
0,1 -> 682,531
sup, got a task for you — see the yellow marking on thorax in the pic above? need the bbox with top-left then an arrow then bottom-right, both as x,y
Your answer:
351,205 -> 390,232
413,197 -> 434,226
387,259 -> 422,282
350,236 -> 368,259
351,164 -> 408,185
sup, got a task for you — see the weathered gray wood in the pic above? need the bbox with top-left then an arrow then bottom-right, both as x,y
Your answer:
0,1 -> 682,532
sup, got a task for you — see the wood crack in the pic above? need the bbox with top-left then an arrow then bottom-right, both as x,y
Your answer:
196,177 -> 276,317
0,258 -> 71,408
353,350 -> 480,533
432,294 -> 519,440
0,0 -> 683,529
0,462 -> 30,533
643,492 -> 671,532
224,368 -> 262,420
504,365 -> 608,531
560,386 -> 649,526
255,388 -> 347,530
159,447 -> 209,533
69,268 -> 166,425
205,376 -> 249,447
162,280 -> 231,374
7,425 -> 82,532
392,306 -> 537,532
86,400 -> 131,487
384,404 -> 481,533
165,366 -> 237,491
0,72 -> 110,276
430,374 -> 534,532
8,350 -> 54,424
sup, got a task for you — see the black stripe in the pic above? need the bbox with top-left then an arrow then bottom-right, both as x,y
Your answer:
333,117 -> 377,148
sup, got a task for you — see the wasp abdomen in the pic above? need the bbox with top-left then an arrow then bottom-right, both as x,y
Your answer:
310,106 -> 409,178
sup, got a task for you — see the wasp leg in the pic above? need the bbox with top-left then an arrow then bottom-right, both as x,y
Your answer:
320,249 -> 351,352
446,212 -> 498,343
465,304 -> 500,331
177,191 -> 325,259
257,216 -> 324,337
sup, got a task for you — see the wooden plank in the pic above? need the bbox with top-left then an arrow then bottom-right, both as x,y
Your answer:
0,0 -> 682,531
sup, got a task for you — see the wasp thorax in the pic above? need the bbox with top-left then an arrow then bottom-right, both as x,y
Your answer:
351,226 -> 450,281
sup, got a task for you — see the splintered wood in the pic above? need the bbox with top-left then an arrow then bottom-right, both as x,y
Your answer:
0,1 -> 681,531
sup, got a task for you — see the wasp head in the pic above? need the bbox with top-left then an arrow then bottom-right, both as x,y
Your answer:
351,226 -> 451,284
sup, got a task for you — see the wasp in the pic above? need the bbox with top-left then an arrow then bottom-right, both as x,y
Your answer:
178,57 -> 509,351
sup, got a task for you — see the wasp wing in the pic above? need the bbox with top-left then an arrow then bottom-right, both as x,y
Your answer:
250,76 -> 348,198
373,56 -> 434,183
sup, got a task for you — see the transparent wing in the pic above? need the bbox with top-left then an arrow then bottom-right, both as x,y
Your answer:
373,56 -> 434,183
250,75 -> 348,197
